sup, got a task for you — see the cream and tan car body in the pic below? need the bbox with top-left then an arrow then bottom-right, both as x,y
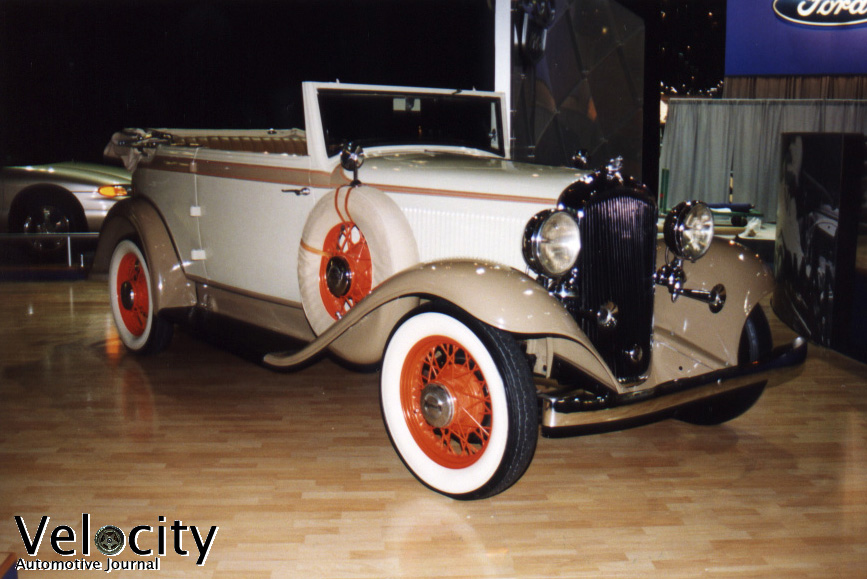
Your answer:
95,82 -> 806,437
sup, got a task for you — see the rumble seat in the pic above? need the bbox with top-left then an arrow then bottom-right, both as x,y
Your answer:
168,130 -> 308,156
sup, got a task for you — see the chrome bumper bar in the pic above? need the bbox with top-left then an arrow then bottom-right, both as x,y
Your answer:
540,337 -> 808,437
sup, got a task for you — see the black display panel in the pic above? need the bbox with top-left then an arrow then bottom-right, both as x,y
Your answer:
510,0 -> 645,180
774,133 -> 867,362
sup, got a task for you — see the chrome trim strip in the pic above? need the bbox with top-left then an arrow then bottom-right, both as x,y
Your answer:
192,277 -> 303,309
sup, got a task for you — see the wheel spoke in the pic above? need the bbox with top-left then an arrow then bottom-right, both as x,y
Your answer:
458,406 -> 490,435
319,221 -> 373,320
444,422 -> 487,456
132,302 -> 147,326
401,335 -> 493,468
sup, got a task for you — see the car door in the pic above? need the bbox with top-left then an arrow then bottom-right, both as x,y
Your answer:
137,147 -> 208,280
194,149 -> 316,303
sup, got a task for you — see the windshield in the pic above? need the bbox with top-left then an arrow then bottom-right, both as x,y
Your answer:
317,89 -> 505,158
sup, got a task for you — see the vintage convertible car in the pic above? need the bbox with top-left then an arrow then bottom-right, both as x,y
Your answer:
1,162 -> 130,253
95,82 -> 806,500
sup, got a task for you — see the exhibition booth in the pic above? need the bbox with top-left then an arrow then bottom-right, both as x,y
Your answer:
659,0 -> 867,362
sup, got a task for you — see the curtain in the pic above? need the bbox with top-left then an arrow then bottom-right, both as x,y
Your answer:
724,76 -> 867,99
660,102 -> 734,207
659,99 -> 867,221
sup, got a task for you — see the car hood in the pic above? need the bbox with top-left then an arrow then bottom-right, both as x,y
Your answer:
357,150 -> 588,204
5,162 -> 131,188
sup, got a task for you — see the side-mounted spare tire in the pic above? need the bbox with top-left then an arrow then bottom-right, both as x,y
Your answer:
297,185 -> 419,363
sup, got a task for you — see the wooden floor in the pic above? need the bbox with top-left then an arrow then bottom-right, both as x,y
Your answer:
1,280 -> 865,578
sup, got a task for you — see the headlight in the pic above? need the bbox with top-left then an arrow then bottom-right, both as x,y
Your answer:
663,201 -> 714,261
98,185 -> 131,198
523,210 -> 581,277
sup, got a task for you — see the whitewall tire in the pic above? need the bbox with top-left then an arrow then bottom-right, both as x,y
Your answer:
108,239 -> 173,354
381,305 -> 537,500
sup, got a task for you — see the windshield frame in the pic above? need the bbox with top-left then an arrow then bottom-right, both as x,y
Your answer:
316,87 -> 506,159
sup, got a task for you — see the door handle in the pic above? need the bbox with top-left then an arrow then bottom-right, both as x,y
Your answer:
282,187 -> 311,196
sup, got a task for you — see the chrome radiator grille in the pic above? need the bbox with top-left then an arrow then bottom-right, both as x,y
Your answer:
571,193 -> 657,381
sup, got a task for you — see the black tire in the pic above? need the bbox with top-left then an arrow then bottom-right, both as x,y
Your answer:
380,304 -> 538,500
14,191 -> 84,257
108,239 -> 174,354
677,306 -> 773,426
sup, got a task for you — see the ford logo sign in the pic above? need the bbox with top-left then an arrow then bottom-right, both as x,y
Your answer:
774,0 -> 867,26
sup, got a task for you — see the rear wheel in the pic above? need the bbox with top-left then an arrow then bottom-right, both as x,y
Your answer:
108,239 -> 173,354
380,305 -> 538,500
677,306 -> 773,425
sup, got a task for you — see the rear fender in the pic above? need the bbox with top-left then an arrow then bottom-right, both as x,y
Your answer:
92,197 -> 196,313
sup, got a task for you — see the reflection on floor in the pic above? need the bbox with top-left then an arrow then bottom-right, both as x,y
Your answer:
0,280 -> 865,578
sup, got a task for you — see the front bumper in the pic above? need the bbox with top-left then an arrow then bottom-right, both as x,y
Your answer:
540,337 -> 808,437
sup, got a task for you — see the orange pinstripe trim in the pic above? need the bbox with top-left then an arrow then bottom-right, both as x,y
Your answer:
148,156 -> 313,186
146,154 -> 559,205
365,183 -> 558,205
146,156 -> 195,172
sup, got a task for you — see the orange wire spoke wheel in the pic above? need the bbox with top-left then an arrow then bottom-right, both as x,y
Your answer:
318,221 -> 373,320
400,336 -> 493,469
115,251 -> 149,337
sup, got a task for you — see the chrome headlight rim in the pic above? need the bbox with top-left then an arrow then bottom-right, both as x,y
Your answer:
663,201 -> 715,261
523,209 -> 582,278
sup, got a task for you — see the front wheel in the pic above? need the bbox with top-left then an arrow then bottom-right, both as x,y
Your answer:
676,305 -> 773,425
380,305 -> 538,500
108,239 -> 173,354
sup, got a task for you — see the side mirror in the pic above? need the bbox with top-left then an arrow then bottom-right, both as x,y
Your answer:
340,142 -> 365,186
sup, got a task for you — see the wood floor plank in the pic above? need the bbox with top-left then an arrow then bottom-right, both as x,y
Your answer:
0,280 -> 864,577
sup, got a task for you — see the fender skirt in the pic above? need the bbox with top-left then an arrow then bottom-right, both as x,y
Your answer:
263,260 -> 609,375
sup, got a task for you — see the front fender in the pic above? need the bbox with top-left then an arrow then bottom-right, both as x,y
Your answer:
92,197 -> 196,313
264,260 -> 609,375
652,238 -> 775,375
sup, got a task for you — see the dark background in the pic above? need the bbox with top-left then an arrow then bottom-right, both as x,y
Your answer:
0,0 -> 496,166
0,0 -> 725,171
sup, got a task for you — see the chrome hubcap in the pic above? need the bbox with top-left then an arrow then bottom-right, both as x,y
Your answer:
120,281 -> 136,310
325,256 -> 353,297
420,383 -> 455,428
